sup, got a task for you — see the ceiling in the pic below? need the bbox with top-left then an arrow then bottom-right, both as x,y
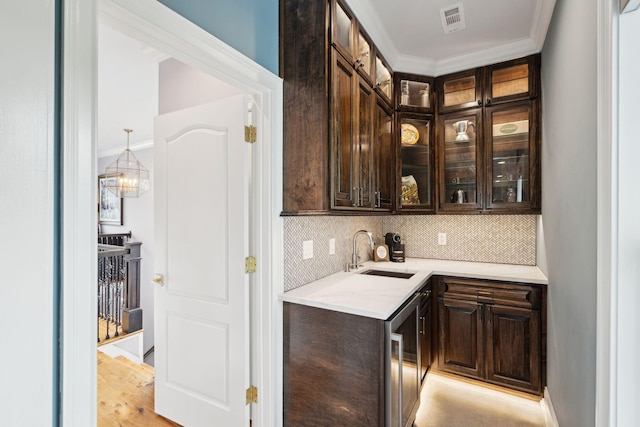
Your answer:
98,24 -> 161,157
98,0 -> 556,156
345,0 -> 556,75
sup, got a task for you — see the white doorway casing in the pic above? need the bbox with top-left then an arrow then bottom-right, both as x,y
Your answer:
61,0 -> 283,425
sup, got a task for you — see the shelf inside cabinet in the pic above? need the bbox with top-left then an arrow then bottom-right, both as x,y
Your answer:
491,64 -> 529,99
399,80 -> 431,109
443,76 -> 476,108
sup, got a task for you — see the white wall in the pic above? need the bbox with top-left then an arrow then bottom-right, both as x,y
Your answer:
158,58 -> 244,115
540,0 -> 598,425
0,1 -> 55,424
99,148 -> 155,355
616,9 -> 640,424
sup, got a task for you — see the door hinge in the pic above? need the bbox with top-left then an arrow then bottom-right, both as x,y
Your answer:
245,256 -> 257,274
244,125 -> 257,143
246,385 -> 258,404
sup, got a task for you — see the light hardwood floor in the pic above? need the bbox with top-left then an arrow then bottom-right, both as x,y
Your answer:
415,372 -> 547,427
97,351 -> 181,426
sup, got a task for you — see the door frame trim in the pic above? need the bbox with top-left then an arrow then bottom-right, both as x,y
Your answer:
61,1 -> 283,425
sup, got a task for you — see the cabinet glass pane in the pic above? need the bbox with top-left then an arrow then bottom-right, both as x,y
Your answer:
356,32 -> 371,76
443,114 -> 478,204
375,57 -> 392,99
490,109 -> 529,203
491,64 -> 529,99
400,118 -> 431,207
335,3 -> 353,52
443,76 -> 476,108
400,80 -> 430,108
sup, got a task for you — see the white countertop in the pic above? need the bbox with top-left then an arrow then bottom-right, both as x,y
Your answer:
281,258 -> 548,320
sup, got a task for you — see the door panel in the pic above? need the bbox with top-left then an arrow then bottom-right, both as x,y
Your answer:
486,304 -> 541,392
438,298 -> 484,379
154,95 -> 250,427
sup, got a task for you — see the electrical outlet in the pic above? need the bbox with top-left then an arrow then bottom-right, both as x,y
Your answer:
303,240 -> 314,260
329,238 -> 336,255
438,233 -> 447,245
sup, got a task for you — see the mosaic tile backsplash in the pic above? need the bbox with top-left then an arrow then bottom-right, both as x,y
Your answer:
283,216 -> 383,291
283,215 -> 537,291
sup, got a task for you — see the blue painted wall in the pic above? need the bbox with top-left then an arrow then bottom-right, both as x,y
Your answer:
157,0 -> 278,74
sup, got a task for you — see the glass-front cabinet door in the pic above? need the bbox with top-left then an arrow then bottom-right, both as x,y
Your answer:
438,109 -> 483,211
355,29 -> 373,84
437,68 -> 483,113
398,113 -> 434,212
395,73 -> 434,114
485,55 -> 540,106
331,0 -> 355,62
485,100 -> 539,211
375,54 -> 393,106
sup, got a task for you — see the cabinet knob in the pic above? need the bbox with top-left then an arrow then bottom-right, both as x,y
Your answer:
477,99 -> 483,106
486,98 -> 492,105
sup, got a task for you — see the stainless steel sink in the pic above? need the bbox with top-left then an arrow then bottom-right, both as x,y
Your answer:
359,269 -> 415,279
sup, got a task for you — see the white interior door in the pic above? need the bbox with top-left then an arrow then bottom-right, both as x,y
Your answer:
154,95 -> 251,427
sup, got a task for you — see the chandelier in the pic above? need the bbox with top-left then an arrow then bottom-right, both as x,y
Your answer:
104,128 -> 150,198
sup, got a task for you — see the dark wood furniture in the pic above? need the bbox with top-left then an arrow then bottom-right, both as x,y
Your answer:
281,0 -> 541,215
435,55 -> 541,214
435,276 -> 546,394
395,72 -> 436,213
281,0 -> 393,214
283,303 -> 385,427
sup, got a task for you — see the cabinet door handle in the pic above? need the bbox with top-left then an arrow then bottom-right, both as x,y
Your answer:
487,306 -> 492,323
375,191 -> 381,207
352,187 -> 359,207
478,306 -> 483,323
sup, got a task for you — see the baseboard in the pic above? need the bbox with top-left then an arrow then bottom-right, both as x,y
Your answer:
540,386 -> 560,427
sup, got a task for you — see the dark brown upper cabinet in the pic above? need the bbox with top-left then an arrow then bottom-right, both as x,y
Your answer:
281,0 -> 394,214
437,108 -> 484,213
331,0 -> 374,85
436,68 -> 484,113
484,54 -> 540,106
437,54 -> 541,113
395,72 -> 435,114
484,100 -> 540,212
374,52 -> 393,107
397,113 -> 435,213
435,54 -> 541,214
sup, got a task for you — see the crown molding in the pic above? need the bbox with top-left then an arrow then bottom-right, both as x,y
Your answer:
531,0 -> 558,51
345,0 -> 556,76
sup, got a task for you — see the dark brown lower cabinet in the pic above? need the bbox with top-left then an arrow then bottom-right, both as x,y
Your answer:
486,304 -> 541,392
436,277 -> 545,395
283,302 -> 385,427
438,298 -> 484,379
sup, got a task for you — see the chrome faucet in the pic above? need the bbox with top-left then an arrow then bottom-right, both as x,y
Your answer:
351,230 -> 375,269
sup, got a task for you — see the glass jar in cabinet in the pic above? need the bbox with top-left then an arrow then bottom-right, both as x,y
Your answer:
395,73 -> 434,113
484,54 -> 540,106
374,53 -> 393,106
485,100 -> 540,212
437,109 -> 484,212
436,68 -> 484,113
397,113 -> 434,212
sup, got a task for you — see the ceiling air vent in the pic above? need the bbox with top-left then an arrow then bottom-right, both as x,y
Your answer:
440,3 -> 466,34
